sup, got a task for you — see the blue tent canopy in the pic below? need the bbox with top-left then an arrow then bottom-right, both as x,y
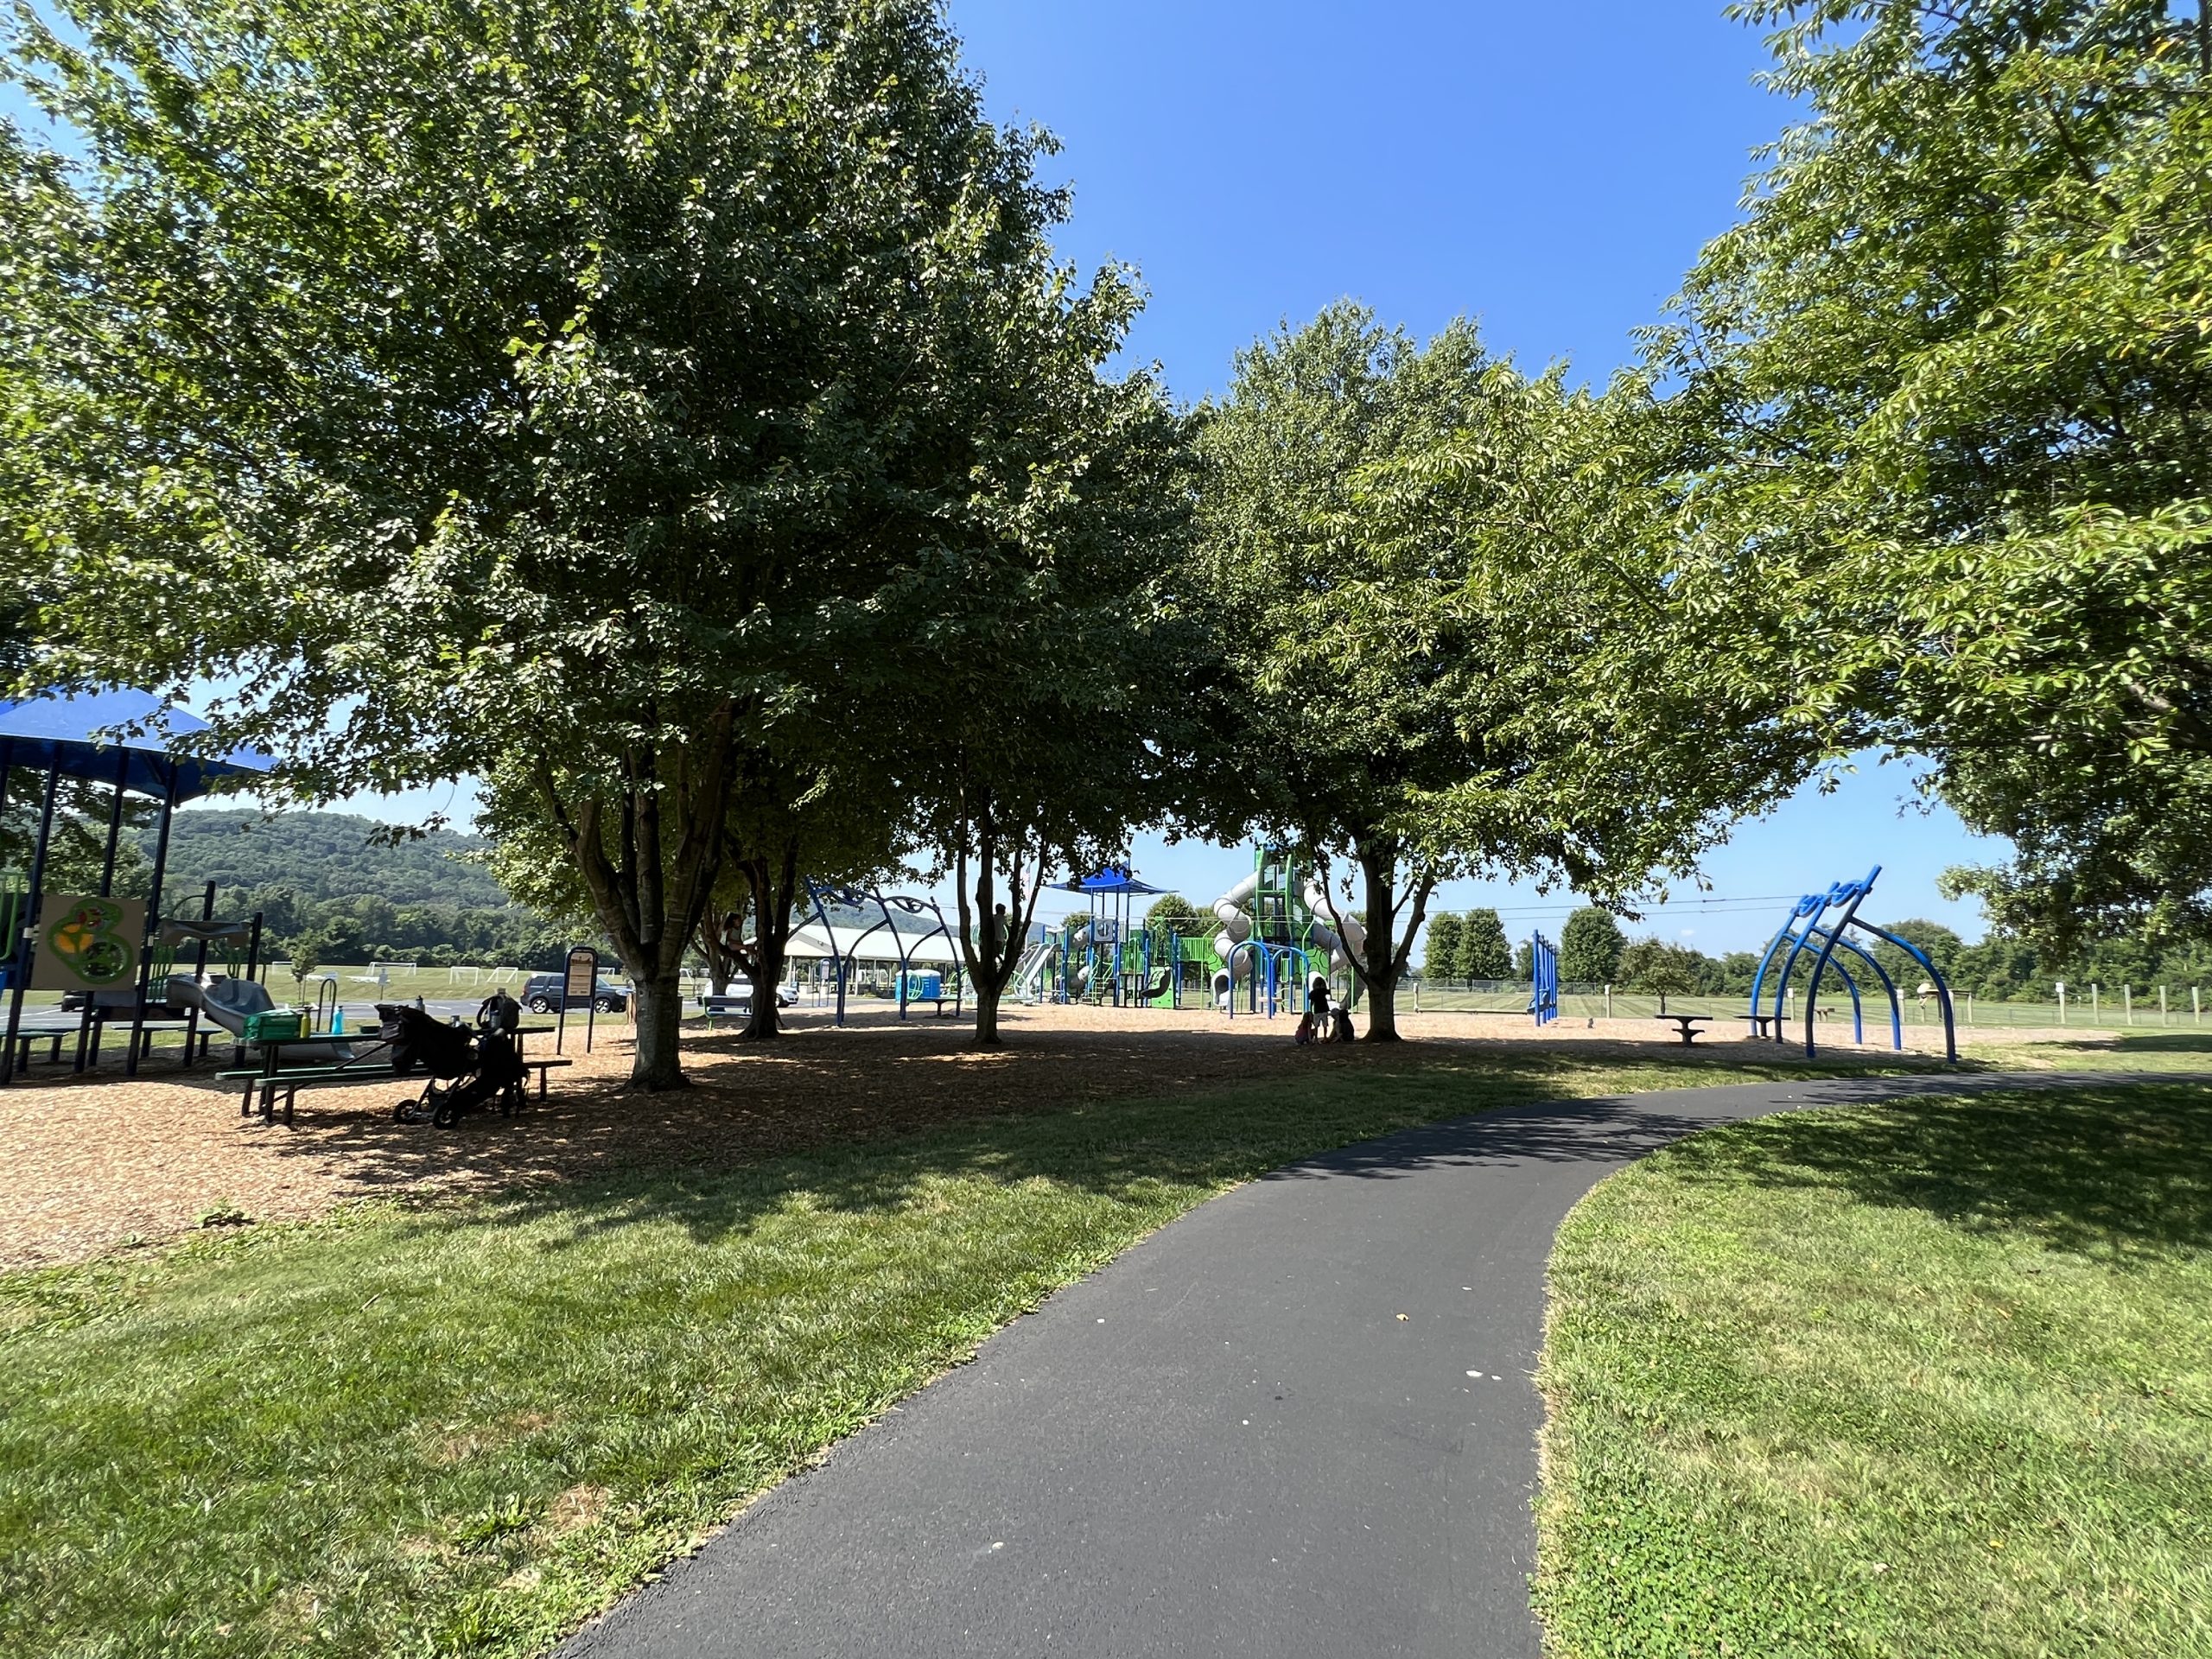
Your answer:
0,689 -> 275,803
1057,867 -> 1168,897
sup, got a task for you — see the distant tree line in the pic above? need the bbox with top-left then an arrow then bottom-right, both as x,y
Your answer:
1422,907 -> 2212,1003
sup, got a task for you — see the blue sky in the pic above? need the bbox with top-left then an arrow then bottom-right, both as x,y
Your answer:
149,0 -> 2003,950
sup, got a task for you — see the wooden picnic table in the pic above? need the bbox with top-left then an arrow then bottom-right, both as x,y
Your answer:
226,1021 -> 559,1122
1656,1013 -> 1712,1046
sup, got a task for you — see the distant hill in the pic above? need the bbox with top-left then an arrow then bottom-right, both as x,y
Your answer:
133,810 -> 512,908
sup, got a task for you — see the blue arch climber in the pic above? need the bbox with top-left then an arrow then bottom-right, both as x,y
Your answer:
1748,866 -> 1957,1063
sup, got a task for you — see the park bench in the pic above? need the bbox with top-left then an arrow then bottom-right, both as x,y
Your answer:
702,994 -> 753,1027
1745,1013 -> 1778,1038
220,1057 -> 573,1127
1656,1013 -> 1712,1046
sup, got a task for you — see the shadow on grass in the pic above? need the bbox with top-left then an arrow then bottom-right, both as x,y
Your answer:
1659,1083 -> 2212,1264
384,1055 -> 1953,1261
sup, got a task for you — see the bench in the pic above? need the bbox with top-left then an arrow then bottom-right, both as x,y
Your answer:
1655,1013 -> 1712,1046
220,1064 -> 386,1126
221,1058 -> 574,1127
1745,1013 -> 1779,1038
701,994 -> 753,1027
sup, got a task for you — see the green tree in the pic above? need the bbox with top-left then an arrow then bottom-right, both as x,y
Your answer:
1146,893 -> 1206,968
1189,308 -> 1805,1039
1460,908 -> 1513,981
1617,936 -> 1703,1014
1422,912 -> 1465,982
7,0 -> 1137,1085
1558,906 -> 1626,985
1658,0 -> 2212,952
898,340 -> 1194,1046
1860,918 -> 1965,998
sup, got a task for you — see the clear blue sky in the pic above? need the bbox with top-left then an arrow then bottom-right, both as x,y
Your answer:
158,0 -> 2001,949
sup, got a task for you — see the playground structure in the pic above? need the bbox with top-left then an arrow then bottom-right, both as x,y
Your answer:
1749,867 -> 1958,1063
1018,848 -> 1371,1020
0,690 -> 276,1082
1206,847 -> 1366,1019
791,880 -> 965,1027
1031,868 -> 1177,1007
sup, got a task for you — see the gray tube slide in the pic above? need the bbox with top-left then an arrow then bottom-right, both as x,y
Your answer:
166,975 -> 356,1063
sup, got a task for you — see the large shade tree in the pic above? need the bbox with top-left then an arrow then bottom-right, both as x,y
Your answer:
1190,304 -> 1815,1039
3,0 -> 1151,1084
1659,0 -> 2212,952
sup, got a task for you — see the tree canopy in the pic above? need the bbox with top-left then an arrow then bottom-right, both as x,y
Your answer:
3,0 -> 1166,1080
1187,303 -> 1816,1038
1661,0 -> 2212,952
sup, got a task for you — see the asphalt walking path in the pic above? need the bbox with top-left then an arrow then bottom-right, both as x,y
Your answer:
560,1069 -> 2158,1659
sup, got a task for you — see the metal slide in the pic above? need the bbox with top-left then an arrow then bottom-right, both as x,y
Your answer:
164,974 -> 356,1063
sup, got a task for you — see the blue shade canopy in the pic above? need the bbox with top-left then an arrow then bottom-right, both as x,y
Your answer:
1057,867 -> 1168,896
0,689 -> 276,803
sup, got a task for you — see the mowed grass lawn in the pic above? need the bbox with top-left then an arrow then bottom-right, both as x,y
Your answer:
0,1046 -> 1873,1659
1537,1081 -> 2212,1659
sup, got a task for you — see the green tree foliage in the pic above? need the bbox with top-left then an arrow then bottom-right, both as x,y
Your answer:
1617,937 -> 1705,1014
1460,908 -> 1514,981
1146,893 -> 1205,969
4,0 -> 1145,1084
1189,306 -> 1809,1039
1661,0 -> 2212,951
1558,906 -> 1627,985
898,364 -> 1194,1046
1421,912 -> 1465,982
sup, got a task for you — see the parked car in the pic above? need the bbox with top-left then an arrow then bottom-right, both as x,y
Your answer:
520,974 -> 629,1014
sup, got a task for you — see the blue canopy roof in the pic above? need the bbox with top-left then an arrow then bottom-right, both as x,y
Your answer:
1057,866 -> 1168,897
0,689 -> 276,803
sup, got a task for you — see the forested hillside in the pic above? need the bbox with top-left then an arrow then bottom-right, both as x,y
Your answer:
137,810 -> 507,906
119,810 -> 577,969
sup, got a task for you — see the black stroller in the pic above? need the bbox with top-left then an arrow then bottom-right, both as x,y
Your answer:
378,994 -> 527,1127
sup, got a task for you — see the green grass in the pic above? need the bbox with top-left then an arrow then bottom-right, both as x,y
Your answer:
1961,1028 -> 2212,1073
0,1047 -> 1889,1659
1536,1082 -> 2212,1659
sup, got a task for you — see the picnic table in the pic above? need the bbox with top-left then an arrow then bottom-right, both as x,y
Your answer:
1656,1013 -> 1712,1046
223,1022 -> 563,1126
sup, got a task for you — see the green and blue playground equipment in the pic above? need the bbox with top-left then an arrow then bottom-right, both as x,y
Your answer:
1024,847 -> 1365,1020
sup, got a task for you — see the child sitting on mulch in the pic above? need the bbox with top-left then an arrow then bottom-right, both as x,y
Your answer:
1294,1009 -> 1317,1045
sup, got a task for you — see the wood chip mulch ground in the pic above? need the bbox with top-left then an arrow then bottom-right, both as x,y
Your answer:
0,1002 -> 1974,1273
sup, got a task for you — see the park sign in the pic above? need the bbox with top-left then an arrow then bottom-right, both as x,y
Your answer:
560,945 -> 597,1054
30,894 -> 147,995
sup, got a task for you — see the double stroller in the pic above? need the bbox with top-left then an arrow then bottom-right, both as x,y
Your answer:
378,993 -> 528,1128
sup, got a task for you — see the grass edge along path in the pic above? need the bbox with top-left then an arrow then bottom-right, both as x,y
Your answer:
1535,1080 -> 2212,1659
0,1047 -> 1904,1659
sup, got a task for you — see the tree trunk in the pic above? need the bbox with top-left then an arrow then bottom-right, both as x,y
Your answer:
1357,852 -> 1404,1042
742,835 -> 801,1041
628,968 -> 689,1090
950,779 -> 1046,1050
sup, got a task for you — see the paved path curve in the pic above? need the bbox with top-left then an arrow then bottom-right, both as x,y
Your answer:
561,1071 -> 2143,1659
